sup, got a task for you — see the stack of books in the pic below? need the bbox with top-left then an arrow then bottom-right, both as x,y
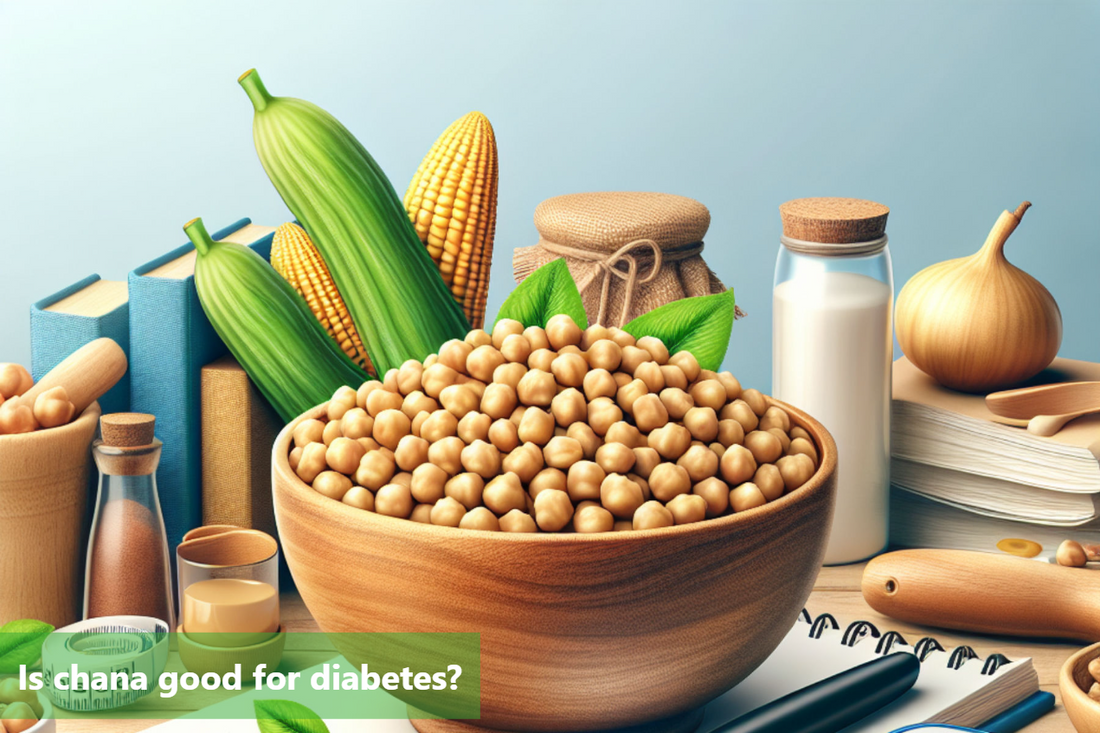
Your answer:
891,356 -> 1100,552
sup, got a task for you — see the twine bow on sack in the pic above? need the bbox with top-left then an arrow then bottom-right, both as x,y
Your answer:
539,239 -> 705,327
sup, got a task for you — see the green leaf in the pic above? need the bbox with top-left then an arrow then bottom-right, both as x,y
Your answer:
254,700 -> 330,733
0,619 -> 54,673
495,259 -> 587,330
623,289 -> 736,371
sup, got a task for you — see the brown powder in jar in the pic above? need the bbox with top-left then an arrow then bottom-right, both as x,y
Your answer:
86,497 -> 172,621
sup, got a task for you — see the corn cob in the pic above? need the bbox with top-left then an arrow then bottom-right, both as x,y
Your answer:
404,112 -> 498,329
239,69 -> 470,375
271,222 -> 373,374
186,217 -> 369,422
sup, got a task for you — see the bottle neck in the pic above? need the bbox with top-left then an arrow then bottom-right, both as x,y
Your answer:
780,234 -> 889,257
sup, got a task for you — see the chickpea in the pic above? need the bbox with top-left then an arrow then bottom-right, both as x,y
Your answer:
394,435 -> 430,472
698,369 -> 719,382
296,442 -> 328,483
482,472 -> 526,515
1057,539 -> 1089,567
587,397 -> 623,436
677,444 -> 719,483
356,380 -> 383,409
689,380 -> 726,412
596,442 -> 636,475
720,444 -> 757,485
566,461 -> 606,502
633,335 -> 667,365
355,449 -> 396,490
759,406 -> 790,433
634,361 -> 666,393
491,319 -> 524,349
326,437 -> 366,474
667,493 -> 707,525
607,327 -> 636,348
631,394 -> 667,433
730,482 -> 767,513
495,333 -> 530,365
632,447 -> 661,479
375,483 -> 414,518
293,418 -> 325,448
648,423 -> 692,460
529,488 -> 572,531
402,391 -> 438,419
559,343 -> 587,362
383,368 -> 400,393
754,463 -> 785,501
0,363 -> 32,400
313,471 -> 353,501
744,430 -> 783,464
620,345 -> 652,375
421,363 -> 460,399
550,353 -> 587,388
776,453 -> 816,491
574,502 -> 614,533
788,437 -> 819,465
649,463 -> 691,501
514,325 -> 546,351
710,442 -> 727,460
409,503 -> 433,523
439,384 -> 480,419
547,388 -> 584,428
516,369 -> 556,406
768,428 -> 791,453
391,471 -> 413,488
668,351 -> 701,383
322,419 -> 343,446
327,385 -> 358,421
579,325 -> 609,350
715,371 -> 742,401
628,473 -> 652,500
717,419 -> 746,448
740,388 -> 766,416
606,421 -> 644,449
366,387 -> 404,417
527,348 -> 556,372
411,463 -> 448,504
459,507 -> 501,531
529,467 -> 567,497
586,339 -> 623,372
461,439 -> 501,478
660,365 -> 688,391
598,474 -> 643,519
582,369 -> 617,401
721,400 -> 759,432
790,426 -> 812,443
543,436 -> 583,468
693,477 -> 730,517
633,501 -> 674,530
457,411 -> 492,444
488,418 -> 520,453
395,360 -> 424,396
445,472 -> 485,509
372,409 -> 412,451
567,422 -> 602,460
418,410 -> 456,443
657,388 -> 692,421
289,446 -> 304,471
613,371 -> 633,388
502,442 -> 545,483
465,328 -> 493,348
683,406 -> 719,442
499,509 -> 538,533
340,408 -> 374,441
438,339 -> 474,374
428,436 -> 465,475
343,486 -> 376,511
466,344 -> 505,383
431,496 -> 467,527
518,407 -> 555,445
545,314 -> 582,350
616,379 -> 649,416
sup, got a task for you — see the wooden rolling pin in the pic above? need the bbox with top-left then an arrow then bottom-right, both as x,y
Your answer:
10,338 -> 127,416
862,549 -> 1100,641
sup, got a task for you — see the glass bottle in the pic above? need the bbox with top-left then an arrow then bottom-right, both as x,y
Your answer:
84,413 -> 175,627
772,199 -> 894,565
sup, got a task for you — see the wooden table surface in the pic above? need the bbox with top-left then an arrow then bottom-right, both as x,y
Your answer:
60,563 -> 1080,732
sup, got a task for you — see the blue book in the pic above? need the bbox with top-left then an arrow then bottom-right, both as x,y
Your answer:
31,275 -> 132,416
128,219 -> 276,552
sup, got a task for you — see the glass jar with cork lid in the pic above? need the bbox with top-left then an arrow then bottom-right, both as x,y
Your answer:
772,198 -> 893,565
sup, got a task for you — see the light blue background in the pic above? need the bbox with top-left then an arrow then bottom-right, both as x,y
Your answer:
1,0 -> 1097,392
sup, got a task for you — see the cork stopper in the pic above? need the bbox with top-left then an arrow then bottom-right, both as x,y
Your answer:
101,413 -> 156,447
779,198 -> 889,244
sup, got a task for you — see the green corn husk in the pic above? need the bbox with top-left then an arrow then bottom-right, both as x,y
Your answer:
186,217 -> 368,422
239,69 -> 470,375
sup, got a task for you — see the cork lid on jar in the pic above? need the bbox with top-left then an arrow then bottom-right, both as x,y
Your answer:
779,198 -> 890,245
101,413 -> 156,447
534,192 -> 710,252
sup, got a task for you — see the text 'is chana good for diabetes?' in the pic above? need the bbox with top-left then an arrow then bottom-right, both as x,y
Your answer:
288,315 -> 820,533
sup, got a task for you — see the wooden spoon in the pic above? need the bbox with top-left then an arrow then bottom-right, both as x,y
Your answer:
1028,408 -> 1100,437
986,381 -> 1100,420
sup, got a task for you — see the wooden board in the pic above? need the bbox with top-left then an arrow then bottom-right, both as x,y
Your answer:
58,565 -> 1079,732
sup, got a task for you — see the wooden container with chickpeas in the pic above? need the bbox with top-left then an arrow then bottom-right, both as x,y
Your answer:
271,315 -> 838,733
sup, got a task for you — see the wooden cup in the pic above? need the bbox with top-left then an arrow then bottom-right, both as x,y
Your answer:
1060,641 -> 1100,732
0,402 -> 101,627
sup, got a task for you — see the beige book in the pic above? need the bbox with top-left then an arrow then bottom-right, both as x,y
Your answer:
200,354 -> 282,535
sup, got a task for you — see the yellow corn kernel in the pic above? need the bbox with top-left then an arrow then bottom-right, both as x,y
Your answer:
271,222 -> 373,373
404,111 -> 498,329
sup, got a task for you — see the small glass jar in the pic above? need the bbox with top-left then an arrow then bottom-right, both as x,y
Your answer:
772,199 -> 893,565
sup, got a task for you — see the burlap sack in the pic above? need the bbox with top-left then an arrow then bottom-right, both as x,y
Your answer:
514,192 -> 743,327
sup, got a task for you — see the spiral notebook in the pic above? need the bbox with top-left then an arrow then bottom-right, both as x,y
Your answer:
700,610 -> 1039,732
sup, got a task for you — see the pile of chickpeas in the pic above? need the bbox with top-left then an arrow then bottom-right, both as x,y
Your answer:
288,315 -> 820,533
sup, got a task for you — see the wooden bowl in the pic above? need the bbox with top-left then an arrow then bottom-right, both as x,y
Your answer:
1061,641 -> 1100,732
273,398 -> 837,733
0,402 -> 101,627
